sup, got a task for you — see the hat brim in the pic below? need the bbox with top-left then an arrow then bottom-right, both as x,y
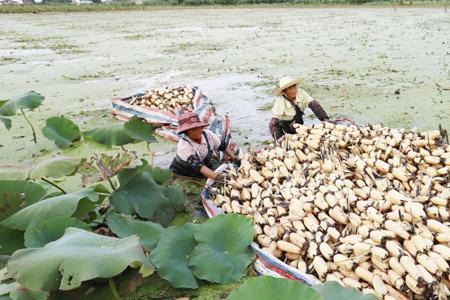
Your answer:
273,77 -> 304,96
177,121 -> 208,134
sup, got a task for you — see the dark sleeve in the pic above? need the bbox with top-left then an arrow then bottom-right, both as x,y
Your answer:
308,100 -> 329,121
218,134 -> 230,151
269,117 -> 284,140
186,154 -> 204,173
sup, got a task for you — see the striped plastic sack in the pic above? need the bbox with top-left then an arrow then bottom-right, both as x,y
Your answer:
111,86 -> 236,153
201,164 -> 321,287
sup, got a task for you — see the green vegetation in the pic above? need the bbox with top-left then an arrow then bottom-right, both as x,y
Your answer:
228,277 -> 377,300
0,90 -> 256,300
0,91 -> 45,142
0,90 -> 387,300
42,117 -> 81,149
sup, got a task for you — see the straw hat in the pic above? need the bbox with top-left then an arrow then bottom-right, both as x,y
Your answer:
273,76 -> 303,96
177,111 -> 208,134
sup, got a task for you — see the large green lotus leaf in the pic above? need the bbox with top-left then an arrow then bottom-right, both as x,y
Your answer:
0,116 -> 11,130
148,165 -> 172,185
147,186 -> 185,226
315,281 -> 378,300
189,214 -> 255,284
8,285 -> 48,300
0,225 -> 24,256
124,116 -> 157,143
29,157 -> 81,179
105,212 -> 164,251
41,117 -> 80,149
1,190 -> 98,231
0,181 -> 46,222
150,224 -> 198,289
24,216 -> 91,248
0,282 -> 18,298
226,276 -> 323,300
110,162 -> 164,217
110,160 -> 185,226
0,165 -> 29,181
0,158 -> 81,181
83,124 -> 135,147
0,101 -> 10,129
7,228 -> 154,292
0,91 -> 44,116
163,186 -> 185,210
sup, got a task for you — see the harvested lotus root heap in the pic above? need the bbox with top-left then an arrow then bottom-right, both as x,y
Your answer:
209,122 -> 450,300
129,86 -> 194,110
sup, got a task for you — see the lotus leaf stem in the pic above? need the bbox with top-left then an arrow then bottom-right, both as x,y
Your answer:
20,108 -> 36,143
107,178 -> 116,191
41,178 -> 67,194
108,278 -> 122,300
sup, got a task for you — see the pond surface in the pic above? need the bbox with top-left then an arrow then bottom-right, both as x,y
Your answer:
1,7 -> 449,166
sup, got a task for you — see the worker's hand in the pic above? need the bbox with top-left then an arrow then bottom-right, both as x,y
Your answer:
232,157 -> 241,168
216,151 -> 225,161
215,173 -> 227,182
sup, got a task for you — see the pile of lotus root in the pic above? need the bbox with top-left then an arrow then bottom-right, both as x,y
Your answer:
129,86 -> 194,110
209,122 -> 450,300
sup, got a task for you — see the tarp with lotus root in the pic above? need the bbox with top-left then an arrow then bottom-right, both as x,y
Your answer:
201,164 -> 321,286
111,86 -> 236,154
199,120 -> 362,284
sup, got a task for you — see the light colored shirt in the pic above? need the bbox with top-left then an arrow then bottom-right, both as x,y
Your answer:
271,88 -> 314,121
177,129 -> 221,161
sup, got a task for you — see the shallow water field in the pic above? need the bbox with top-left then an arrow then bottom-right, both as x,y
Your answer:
0,7 -> 449,165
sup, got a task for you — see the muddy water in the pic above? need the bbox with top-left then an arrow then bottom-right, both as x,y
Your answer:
0,8 -> 449,167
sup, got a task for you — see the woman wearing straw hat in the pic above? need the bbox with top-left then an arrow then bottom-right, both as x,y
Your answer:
270,76 -> 330,140
170,111 -> 237,180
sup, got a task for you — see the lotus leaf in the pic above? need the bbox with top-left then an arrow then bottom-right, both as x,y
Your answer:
148,165 -> 172,185
123,116 -> 157,143
105,212 -> 164,251
1,189 -> 99,231
110,160 -> 185,226
0,91 -> 44,117
0,226 -> 24,256
29,157 -> 81,179
4,284 -> 48,300
227,277 -> 379,300
0,165 -> 29,181
24,216 -> 91,248
0,117 -> 11,130
10,289 -> 48,300
83,124 -> 135,147
226,276 -> 323,300
189,214 -> 255,284
41,117 -> 80,149
315,281 -> 378,300
150,224 -> 198,289
0,180 -> 46,221
7,228 -> 154,292
0,157 -> 82,181
0,282 -> 18,298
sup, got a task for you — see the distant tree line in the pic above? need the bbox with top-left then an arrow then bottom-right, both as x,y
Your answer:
15,0 -> 444,5
147,0 -> 438,5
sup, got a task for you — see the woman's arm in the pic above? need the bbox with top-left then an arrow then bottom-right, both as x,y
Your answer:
269,117 -> 285,140
200,165 -> 219,180
308,100 -> 329,121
